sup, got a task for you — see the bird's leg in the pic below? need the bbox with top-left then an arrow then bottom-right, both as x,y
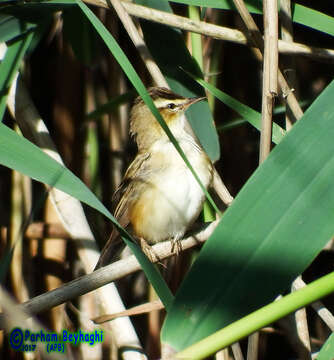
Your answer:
171,237 -> 183,255
140,238 -> 160,263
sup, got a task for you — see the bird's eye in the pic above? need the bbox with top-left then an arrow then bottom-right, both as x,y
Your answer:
167,103 -> 176,110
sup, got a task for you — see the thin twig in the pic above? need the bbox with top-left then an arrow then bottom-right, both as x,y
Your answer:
107,0 -> 168,87
93,300 -> 164,324
0,221 -> 218,323
83,0 -> 334,63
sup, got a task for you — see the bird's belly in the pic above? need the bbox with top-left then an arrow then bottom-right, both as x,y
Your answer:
130,153 -> 211,244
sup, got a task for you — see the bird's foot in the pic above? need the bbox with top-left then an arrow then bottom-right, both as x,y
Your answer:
140,238 -> 160,263
171,238 -> 183,255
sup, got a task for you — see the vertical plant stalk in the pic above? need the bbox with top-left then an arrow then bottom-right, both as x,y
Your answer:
43,199 -> 67,334
280,0 -> 295,130
247,332 -> 259,360
290,279 -> 312,358
260,41 -> 272,164
231,0 -> 303,123
83,71 -> 99,189
265,0 -> 278,96
231,343 -> 245,360
215,347 -> 229,360
77,295 -> 103,359
107,0 -> 168,87
202,10 -> 222,109
259,0 -> 278,164
146,286 -> 161,358
188,5 -> 217,222
9,167 -> 30,304
188,5 -> 204,71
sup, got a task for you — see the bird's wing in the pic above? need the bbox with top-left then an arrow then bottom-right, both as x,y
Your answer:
112,152 -> 151,227
94,152 -> 151,269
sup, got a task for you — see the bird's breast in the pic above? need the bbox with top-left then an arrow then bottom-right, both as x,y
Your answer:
129,139 -> 213,244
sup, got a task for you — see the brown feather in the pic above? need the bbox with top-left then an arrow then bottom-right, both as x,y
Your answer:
94,152 -> 151,269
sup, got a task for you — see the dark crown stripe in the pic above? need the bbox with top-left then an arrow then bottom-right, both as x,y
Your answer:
134,87 -> 185,105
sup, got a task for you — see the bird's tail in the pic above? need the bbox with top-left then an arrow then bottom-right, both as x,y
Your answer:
94,230 -> 124,270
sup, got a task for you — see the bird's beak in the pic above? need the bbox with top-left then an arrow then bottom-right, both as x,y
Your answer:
182,96 -> 206,110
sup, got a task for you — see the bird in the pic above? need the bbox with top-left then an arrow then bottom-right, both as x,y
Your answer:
95,87 -> 214,269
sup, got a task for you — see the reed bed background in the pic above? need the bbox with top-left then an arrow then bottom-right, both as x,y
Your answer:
0,0 -> 333,359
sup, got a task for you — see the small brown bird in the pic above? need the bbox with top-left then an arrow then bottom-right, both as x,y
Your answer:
95,87 -> 214,269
